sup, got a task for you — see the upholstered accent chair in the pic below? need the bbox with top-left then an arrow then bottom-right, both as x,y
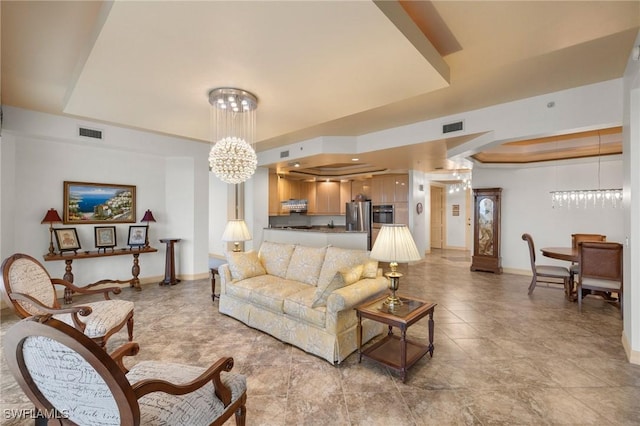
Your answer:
0,253 -> 134,348
577,241 -> 623,318
4,315 -> 247,426
521,234 -> 572,297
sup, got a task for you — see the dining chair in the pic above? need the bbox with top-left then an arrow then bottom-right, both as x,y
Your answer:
577,241 -> 623,317
0,253 -> 134,348
4,315 -> 247,426
569,234 -> 607,282
521,233 -> 572,297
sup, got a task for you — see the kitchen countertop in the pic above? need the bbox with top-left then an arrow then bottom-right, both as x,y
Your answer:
266,226 -> 366,234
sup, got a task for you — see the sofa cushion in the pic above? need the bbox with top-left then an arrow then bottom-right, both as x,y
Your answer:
283,287 -> 326,328
317,247 -> 370,289
362,259 -> 379,279
226,250 -> 266,280
312,264 -> 364,308
225,274 -> 280,300
250,280 -> 311,313
285,245 -> 327,286
259,241 -> 296,278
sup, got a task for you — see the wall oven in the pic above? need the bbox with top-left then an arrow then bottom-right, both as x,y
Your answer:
372,204 -> 394,226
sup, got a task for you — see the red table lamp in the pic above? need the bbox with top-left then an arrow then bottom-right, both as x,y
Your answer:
41,208 -> 62,256
141,210 -> 156,248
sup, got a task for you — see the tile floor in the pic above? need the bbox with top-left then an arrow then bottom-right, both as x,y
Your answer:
1,249 -> 639,425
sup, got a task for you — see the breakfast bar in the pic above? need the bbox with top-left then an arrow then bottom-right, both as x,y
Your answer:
262,226 -> 368,250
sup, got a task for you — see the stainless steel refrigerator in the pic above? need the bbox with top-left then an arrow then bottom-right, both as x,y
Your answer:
345,201 -> 372,250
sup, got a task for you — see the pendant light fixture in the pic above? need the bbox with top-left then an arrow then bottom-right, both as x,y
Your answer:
208,88 -> 258,184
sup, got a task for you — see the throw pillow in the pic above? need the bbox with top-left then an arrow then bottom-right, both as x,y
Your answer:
226,250 -> 266,281
312,264 -> 364,308
362,259 -> 379,278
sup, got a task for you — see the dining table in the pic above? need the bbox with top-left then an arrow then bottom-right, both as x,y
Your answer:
540,246 -> 578,263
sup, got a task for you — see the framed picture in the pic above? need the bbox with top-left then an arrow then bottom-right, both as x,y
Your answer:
94,226 -> 117,249
127,225 -> 148,247
63,181 -> 136,224
54,228 -> 81,253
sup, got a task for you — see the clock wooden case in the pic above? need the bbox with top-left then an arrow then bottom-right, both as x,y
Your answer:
470,187 -> 503,274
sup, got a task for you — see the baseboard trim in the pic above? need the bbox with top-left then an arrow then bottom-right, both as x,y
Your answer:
622,332 -> 640,365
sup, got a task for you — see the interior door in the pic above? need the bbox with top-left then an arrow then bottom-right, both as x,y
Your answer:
430,186 -> 444,249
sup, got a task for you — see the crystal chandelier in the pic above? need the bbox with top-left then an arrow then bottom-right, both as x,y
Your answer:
208,88 -> 258,184
550,132 -> 622,209
448,170 -> 472,194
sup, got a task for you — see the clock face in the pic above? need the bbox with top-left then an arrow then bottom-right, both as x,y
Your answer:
416,202 -> 423,214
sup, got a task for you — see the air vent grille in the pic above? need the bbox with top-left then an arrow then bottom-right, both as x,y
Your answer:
79,127 -> 103,140
443,121 -> 463,134
280,150 -> 290,158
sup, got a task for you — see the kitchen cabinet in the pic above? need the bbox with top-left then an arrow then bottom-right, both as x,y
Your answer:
340,181 -> 351,214
393,175 -> 409,202
470,188 -> 502,274
394,202 -> 409,225
269,173 -> 280,216
351,179 -> 371,200
316,181 -> 340,214
301,181 -> 317,214
371,174 -> 408,204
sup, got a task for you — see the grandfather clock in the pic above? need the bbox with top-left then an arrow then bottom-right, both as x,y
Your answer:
470,188 -> 502,274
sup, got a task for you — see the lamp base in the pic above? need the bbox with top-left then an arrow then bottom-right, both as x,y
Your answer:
383,271 -> 403,312
232,242 -> 242,252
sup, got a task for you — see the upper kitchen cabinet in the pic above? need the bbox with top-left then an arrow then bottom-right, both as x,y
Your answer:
268,174 -> 303,215
269,172 -> 280,216
351,179 -> 371,200
301,181 -> 317,214
316,181 -> 341,214
340,181 -> 351,214
371,174 -> 408,204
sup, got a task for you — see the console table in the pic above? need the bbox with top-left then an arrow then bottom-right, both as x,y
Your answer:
43,246 -> 158,303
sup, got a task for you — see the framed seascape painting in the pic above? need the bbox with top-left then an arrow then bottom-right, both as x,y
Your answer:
127,225 -> 148,247
63,181 -> 136,224
54,228 -> 81,253
95,226 -> 117,250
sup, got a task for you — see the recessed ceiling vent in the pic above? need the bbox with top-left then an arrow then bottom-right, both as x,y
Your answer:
443,120 -> 464,134
280,150 -> 290,158
78,126 -> 103,140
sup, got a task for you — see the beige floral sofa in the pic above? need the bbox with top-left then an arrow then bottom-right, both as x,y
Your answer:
218,241 -> 389,364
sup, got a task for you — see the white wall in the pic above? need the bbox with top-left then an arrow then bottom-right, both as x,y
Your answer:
1,107 -> 210,285
472,157 -> 624,273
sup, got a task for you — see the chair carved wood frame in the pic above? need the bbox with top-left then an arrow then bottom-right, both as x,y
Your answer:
521,233 -> 572,297
4,315 -> 247,426
577,241 -> 623,318
0,253 -> 134,348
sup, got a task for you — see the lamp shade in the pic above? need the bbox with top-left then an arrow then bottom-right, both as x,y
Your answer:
370,224 -> 421,263
222,219 -> 252,242
41,208 -> 62,224
141,209 -> 156,222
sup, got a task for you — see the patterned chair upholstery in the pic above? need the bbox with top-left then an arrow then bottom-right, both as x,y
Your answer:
4,316 -> 247,426
0,253 -> 134,348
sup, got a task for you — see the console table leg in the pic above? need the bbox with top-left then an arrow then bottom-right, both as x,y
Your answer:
63,260 -> 74,304
131,254 -> 141,291
428,310 -> 435,357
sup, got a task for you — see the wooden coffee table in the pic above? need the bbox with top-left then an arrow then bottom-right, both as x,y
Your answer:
356,294 -> 436,383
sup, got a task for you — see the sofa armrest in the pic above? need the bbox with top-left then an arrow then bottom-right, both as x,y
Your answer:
218,264 -> 232,294
326,277 -> 388,313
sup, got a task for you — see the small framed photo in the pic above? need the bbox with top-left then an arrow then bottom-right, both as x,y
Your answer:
127,225 -> 148,247
94,226 -> 117,249
54,228 -> 81,253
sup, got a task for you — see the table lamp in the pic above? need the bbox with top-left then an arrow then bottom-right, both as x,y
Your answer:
141,209 -> 156,248
370,224 -> 422,311
41,208 -> 63,256
222,219 -> 252,252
